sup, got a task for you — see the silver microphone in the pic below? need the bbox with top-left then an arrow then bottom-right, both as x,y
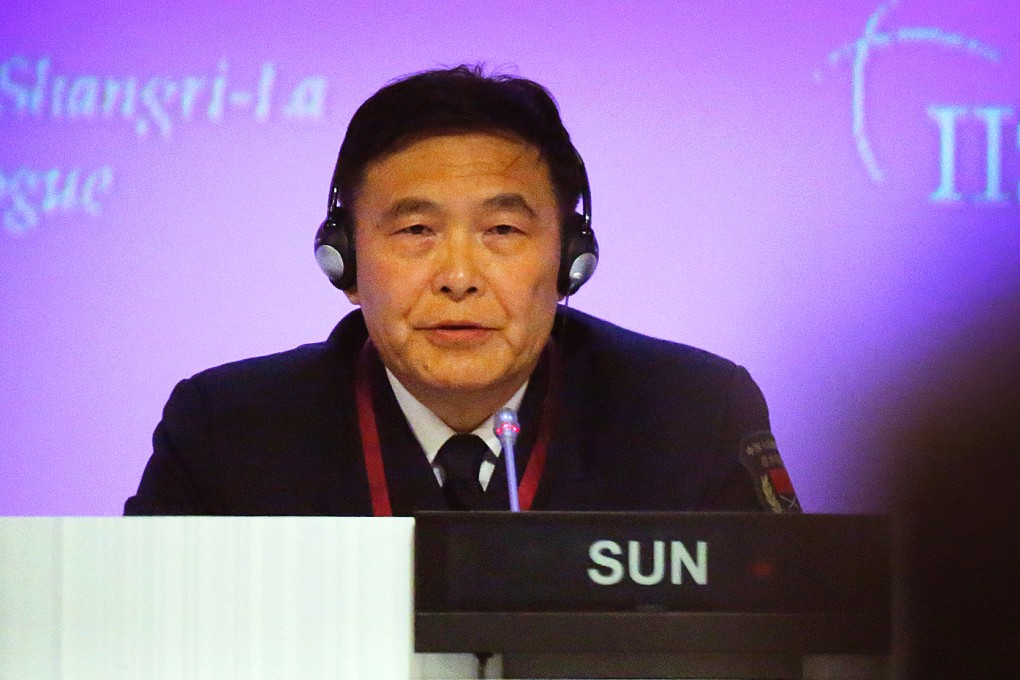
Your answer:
494,408 -> 521,511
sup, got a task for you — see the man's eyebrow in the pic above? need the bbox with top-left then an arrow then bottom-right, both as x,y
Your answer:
482,193 -> 537,217
384,197 -> 439,220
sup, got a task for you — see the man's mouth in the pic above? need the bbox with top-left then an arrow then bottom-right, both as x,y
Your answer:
419,322 -> 495,346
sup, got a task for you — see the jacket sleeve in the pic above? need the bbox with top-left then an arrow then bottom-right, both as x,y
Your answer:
706,365 -> 801,512
123,379 -> 212,515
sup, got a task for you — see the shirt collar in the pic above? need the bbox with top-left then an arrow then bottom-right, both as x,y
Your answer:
385,368 -> 528,465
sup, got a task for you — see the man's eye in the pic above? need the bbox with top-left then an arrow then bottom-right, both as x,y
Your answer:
399,224 -> 430,235
490,224 -> 520,236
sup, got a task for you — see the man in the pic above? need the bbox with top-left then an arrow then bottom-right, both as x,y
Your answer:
125,66 -> 797,516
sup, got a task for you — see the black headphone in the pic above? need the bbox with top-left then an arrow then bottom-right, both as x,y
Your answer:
314,148 -> 598,296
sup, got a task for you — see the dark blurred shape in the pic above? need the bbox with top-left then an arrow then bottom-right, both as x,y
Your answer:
893,290 -> 1020,680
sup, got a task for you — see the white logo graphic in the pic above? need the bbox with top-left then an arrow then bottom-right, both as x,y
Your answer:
815,0 -> 1007,200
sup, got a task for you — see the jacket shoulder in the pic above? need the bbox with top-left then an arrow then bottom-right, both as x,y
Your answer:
550,306 -> 777,512
187,341 -> 336,400
125,312 -> 370,516
180,310 -> 367,410
557,306 -> 739,378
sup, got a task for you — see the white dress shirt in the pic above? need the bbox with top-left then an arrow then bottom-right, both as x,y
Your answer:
385,368 -> 527,490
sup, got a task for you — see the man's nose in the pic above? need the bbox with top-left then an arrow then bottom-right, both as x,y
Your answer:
433,232 -> 483,300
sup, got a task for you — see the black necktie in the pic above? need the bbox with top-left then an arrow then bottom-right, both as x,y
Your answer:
436,434 -> 488,510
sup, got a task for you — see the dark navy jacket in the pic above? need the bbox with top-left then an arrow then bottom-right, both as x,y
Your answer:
125,307 -> 772,515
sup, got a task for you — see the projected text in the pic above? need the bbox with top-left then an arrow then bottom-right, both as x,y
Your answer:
1,56 -> 327,138
1,55 -> 331,234
1,166 -> 113,234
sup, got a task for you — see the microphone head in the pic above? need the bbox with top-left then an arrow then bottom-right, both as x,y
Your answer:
493,407 -> 520,443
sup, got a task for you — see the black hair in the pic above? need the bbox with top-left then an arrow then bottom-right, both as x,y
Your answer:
332,64 -> 584,226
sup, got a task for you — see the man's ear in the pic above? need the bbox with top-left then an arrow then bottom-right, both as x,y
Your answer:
344,287 -> 360,305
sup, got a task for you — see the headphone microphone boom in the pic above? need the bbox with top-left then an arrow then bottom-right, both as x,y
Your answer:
314,148 -> 598,296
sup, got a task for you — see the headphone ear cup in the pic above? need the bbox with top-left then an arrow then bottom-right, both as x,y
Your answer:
558,212 -> 599,296
314,208 -> 357,291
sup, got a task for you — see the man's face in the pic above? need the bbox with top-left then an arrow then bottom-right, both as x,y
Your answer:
346,131 -> 562,405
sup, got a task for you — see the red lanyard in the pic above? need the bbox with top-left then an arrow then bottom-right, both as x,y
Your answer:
354,340 -> 555,516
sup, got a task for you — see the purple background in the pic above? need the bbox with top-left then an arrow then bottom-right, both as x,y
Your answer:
2,0 -> 1018,515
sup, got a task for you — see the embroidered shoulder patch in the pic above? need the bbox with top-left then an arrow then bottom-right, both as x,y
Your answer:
739,431 -> 801,513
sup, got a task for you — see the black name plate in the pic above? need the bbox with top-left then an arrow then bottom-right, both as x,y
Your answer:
415,512 -> 889,655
